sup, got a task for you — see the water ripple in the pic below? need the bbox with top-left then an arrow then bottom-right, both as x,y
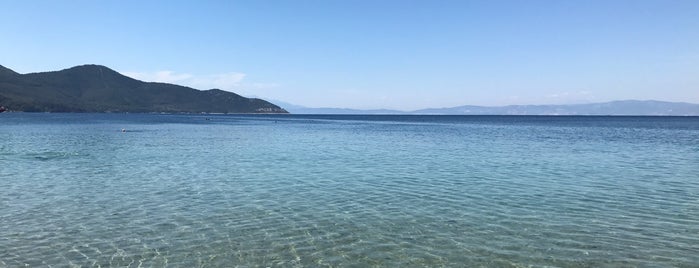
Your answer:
1,114 -> 698,266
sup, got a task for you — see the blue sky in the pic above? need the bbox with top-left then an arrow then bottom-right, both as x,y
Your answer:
1,0 -> 698,110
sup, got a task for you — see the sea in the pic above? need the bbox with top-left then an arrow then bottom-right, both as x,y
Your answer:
1,113 -> 698,267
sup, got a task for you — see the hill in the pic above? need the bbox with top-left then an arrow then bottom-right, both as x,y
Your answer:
412,100 -> 699,115
271,100 -> 405,114
276,100 -> 699,115
0,64 -> 287,113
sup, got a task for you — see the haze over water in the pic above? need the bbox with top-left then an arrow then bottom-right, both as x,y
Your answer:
1,113 -> 698,267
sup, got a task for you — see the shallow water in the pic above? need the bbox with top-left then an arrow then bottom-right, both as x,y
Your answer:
1,113 -> 698,267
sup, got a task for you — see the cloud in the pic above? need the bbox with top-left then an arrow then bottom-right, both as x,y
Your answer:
189,72 -> 246,90
123,70 -> 246,92
122,71 -> 192,84
249,82 -> 280,89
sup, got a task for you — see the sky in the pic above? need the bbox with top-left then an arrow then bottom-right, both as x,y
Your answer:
1,0 -> 698,110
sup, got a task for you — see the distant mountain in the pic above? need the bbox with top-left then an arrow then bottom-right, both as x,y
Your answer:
277,100 -> 699,116
297,107 -> 404,114
414,100 -> 699,115
272,100 -> 404,114
0,64 -> 287,113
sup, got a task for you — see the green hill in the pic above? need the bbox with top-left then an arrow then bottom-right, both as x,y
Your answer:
0,64 -> 287,113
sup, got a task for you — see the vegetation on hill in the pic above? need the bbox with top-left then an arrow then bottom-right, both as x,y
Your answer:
0,64 -> 287,113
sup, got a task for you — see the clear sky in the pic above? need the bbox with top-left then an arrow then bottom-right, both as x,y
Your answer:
1,0 -> 698,110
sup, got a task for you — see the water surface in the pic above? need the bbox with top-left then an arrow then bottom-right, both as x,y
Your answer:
1,114 -> 698,267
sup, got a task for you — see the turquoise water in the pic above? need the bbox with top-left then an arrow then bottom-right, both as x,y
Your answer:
1,113 -> 698,267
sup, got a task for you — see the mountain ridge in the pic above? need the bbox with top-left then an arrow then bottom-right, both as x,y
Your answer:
412,100 -> 699,115
0,64 -> 287,113
280,100 -> 699,116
